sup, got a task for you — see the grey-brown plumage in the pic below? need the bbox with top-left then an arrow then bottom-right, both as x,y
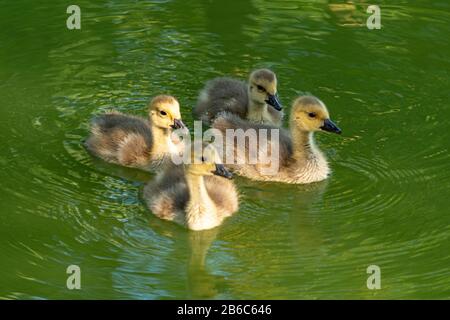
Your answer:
86,112 -> 154,168
212,96 -> 342,184
194,69 -> 284,126
85,95 -> 186,171
143,143 -> 239,231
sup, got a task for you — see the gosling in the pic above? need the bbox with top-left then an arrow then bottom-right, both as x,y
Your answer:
85,95 -> 186,171
212,96 -> 342,184
194,69 -> 283,126
143,143 -> 239,231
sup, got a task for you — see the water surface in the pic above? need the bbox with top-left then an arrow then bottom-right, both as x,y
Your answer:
0,0 -> 449,299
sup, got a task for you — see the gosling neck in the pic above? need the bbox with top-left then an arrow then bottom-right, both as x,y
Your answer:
247,89 -> 268,122
150,122 -> 172,155
289,123 -> 330,183
290,122 -> 318,162
185,173 -> 217,230
186,174 -> 209,205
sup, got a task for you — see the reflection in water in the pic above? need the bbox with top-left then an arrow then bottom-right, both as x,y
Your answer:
0,0 -> 449,299
219,179 -> 331,298
88,154 -> 153,184
286,180 -> 329,245
187,228 -> 224,299
327,2 -> 364,27
118,215 -> 228,299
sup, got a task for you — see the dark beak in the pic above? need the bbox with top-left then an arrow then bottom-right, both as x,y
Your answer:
212,164 -> 233,179
320,118 -> 342,134
171,118 -> 186,129
265,93 -> 282,111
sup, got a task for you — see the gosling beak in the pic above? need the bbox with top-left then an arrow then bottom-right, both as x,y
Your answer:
265,93 -> 282,111
171,118 -> 186,129
320,118 -> 342,134
212,164 -> 233,179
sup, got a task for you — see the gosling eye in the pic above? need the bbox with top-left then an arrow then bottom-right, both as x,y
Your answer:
256,85 -> 266,93
160,110 -> 167,116
308,112 -> 317,118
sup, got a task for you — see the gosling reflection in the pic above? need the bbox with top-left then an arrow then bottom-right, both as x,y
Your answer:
89,154 -> 152,183
186,228 -> 226,299
145,215 -> 227,299
327,2 -> 366,27
287,179 -> 329,249
240,178 -> 329,250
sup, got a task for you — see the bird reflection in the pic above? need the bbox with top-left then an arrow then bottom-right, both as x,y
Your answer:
327,2 -> 366,27
89,154 -> 152,183
145,213 -> 226,299
186,228 -> 226,298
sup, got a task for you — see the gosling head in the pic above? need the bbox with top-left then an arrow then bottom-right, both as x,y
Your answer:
149,95 -> 186,130
290,96 -> 342,134
248,69 -> 282,111
185,142 -> 233,179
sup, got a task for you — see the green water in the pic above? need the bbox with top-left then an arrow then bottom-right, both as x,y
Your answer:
1,0 -> 449,299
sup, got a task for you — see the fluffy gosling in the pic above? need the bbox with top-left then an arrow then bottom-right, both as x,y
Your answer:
194,69 -> 283,126
85,95 -> 186,171
143,143 -> 239,231
212,96 -> 341,184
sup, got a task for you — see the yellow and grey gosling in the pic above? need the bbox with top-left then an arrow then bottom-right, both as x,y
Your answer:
194,69 -> 284,126
212,96 -> 342,184
143,143 -> 239,231
85,95 -> 186,171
